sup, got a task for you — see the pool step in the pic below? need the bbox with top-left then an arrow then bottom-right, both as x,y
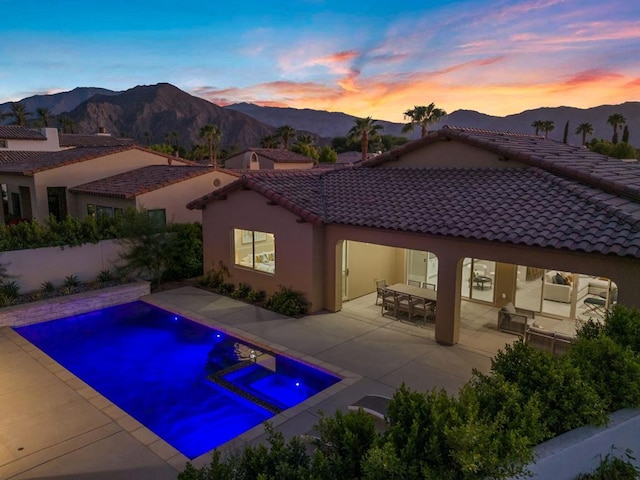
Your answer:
207,363 -> 283,415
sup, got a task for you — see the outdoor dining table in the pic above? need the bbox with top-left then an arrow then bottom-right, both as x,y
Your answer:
387,283 -> 437,303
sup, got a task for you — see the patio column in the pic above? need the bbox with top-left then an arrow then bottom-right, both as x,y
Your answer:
433,252 -> 463,345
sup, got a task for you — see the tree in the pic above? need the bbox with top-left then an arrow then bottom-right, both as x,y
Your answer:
318,145 -> 338,163
401,103 -> 447,137
531,120 -> 545,136
622,125 -> 630,144
199,124 -> 222,166
575,122 -> 594,145
57,116 -> 76,134
588,139 -> 637,159
348,117 -> 383,162
607,113 -> 626,144
276,125 -> 296,149
3,102 -> 30,126
143,131 -> 152,146
36,107 -> 50,128
562,120 -> 569,144
170,131 -> 180,152
290,142 -> 319,161
260,134 -> 280,148
541,120 -> 555,139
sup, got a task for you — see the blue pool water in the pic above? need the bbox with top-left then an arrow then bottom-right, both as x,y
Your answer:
14,301 -> 340,459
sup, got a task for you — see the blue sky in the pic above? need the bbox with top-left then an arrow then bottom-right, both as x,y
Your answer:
2,0 -> 639,121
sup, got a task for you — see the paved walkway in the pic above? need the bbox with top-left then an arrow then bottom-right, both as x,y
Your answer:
0,287 -> 520,478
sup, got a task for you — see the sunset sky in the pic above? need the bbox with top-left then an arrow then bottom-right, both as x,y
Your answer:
2,0 -> 640,121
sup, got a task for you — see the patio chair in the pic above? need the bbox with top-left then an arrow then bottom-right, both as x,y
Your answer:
395,292 -> 412,319
409,296 -> 435,323
381,289 -> 396,317
497,302 -> 532,335
348,394 -> 391,421
407,280 -> 421,287
375,279 -> 387,305
422,282 -> 436,290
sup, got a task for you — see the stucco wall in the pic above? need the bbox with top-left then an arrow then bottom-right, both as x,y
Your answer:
272,162 -> 313,170
200,189 -> 324,311
1,239 -> 125,292
345,241 -> 404,299
74,194 -> 135,218
27,149 -> 183,220
3,128 -> 60,151
380,139 -> 530,169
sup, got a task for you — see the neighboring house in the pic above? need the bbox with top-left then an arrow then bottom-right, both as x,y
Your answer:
0,126 -> 60,151
189,126 -> 640,346
69,165 -> 237,224
59,133 -> 134,148
224,148 -> 314,170
0,146 -> 192,222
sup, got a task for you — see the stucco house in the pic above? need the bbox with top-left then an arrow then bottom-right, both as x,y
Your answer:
69,165 -> 238,224
189,126 -> 640,346
0,145 -> 192,222
224,148 -> 315,170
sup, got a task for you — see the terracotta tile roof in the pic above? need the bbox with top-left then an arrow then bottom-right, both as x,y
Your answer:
0,126 -> 46,140
0,146 -> 192,176
59,134 -> 135,147
249,148 -> 315,163
190,167 -> 640,258
366,125 -> 640,202
68,165 -> 214,199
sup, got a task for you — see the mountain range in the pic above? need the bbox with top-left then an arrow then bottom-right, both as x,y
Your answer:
1,83 -> 638,148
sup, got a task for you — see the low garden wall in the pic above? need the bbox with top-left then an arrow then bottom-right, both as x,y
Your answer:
0,280 -> 150,327
1,239 -> 125,292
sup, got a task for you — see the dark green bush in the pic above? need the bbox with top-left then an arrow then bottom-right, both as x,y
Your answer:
218,283 -> 235,295
97,270 -> 114,283
603,305 -> 640,354
490,339 -> 607,438
40,280 -> 55,292
63,274 -> 80,288
264,285 -> 308,317
246,289 -> 266,303
230,283 -> 251,300
1,280 -> 21,299
159,223 -> 203,282
198,260 -> 230,289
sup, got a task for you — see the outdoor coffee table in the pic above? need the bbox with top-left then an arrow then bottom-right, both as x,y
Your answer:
473,275 -> 493,290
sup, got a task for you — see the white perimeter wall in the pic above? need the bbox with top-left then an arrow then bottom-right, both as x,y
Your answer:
1,239 -> 126,292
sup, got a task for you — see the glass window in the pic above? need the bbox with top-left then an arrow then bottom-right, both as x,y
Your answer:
147,209 -> 166,226
96,205 -> 114,218
0,139 -> 7,148
233,228 -> 275,274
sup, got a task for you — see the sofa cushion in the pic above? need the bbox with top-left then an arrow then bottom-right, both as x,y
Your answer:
503,302 -> 517,314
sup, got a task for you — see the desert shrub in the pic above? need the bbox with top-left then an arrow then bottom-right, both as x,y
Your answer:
490,339 -> 607,438
160,222 -> 203,282
40,280 -> 55,292
246,289 -> 266,303
0,280 -> 21,299
218,283 -> 235,295
97,270 -> 114,283
199,260 -> 230,289
264,285 -> 308,317
63,274 -> 80,288
230,283 -> 251,300
567,336 -> 640,412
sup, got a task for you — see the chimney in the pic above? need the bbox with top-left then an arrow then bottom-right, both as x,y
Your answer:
96,126 -> 111,136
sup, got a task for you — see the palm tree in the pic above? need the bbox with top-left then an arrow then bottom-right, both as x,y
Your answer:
260,134 -> 280,148
170,131 -> 179,152
2,102 -> 30,126
541,120 -> 555,139
607,113 -> 626,144
348,117 -> 383,162
143,131 -> 152,146
531,120 -> 545,136
199,124 -> 222,166
575,123 -> 594,146
36,107 -> 50,127
275,125 -> 296,149
57,116 -> 76,134
402,103 -> 447,137
296,134 -> 315,146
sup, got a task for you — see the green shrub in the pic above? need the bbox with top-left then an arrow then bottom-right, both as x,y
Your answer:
490,339 -> 607,438
246,289 -> 266,303
575,450 -> 639,479
603,305 -> 640,354
60,285 -> 75,296
97,270 -> 114,283
1,280 -> 21,299
0,293 -> 16,307
40,281 -> 55,292
230,283 -> 251,299
199,260 -> 230,289
567,336 -> 640,412
218,283 -> 235,295
264,285 -> 308,317
63,275 -> 80,288
160,223 -> 203,282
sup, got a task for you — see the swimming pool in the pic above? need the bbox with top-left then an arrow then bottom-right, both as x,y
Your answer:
14,301 -> 340,459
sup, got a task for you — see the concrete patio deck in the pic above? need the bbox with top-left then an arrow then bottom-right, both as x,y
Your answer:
0,286 -> 578,478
